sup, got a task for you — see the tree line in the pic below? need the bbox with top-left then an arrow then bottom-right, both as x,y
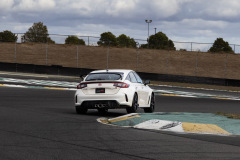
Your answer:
0,22 -> 234,53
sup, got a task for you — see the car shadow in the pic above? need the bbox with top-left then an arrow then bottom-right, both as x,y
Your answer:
67,109 -> 127,118
87,109 -> 128,118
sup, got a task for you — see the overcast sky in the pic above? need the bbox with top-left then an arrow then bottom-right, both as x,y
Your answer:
1,0 -> 240,50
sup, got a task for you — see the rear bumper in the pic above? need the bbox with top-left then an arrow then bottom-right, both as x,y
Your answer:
75,90 -> 133,109
76,100 -> 129,109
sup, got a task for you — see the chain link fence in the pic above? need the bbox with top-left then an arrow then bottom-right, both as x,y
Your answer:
49,34 -> 100,46
2,33 -> 239,53
173,41 -> 240,53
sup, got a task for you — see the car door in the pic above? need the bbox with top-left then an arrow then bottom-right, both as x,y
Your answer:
128,72 -> 145,105
133,72 -> 150,106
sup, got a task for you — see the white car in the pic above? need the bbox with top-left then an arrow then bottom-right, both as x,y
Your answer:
74,69 -> 155,114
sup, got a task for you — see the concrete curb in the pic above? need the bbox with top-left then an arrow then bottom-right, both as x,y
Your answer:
98,112 -> 240,136
0,83 -> 76,91
154,90 -> 240,101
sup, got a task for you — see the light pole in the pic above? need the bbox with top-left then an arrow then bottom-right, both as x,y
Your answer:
154,28 -> 157,34
145,20 -> 152,48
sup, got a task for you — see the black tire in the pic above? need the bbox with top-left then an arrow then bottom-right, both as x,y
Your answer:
126,93 -> 138,113
144,94 -> 155,113
76,106 -> 88,114
98,108 -> 108,115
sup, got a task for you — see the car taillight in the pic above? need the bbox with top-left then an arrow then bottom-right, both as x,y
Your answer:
77,83 -> 87,89
113,82 -> 129,88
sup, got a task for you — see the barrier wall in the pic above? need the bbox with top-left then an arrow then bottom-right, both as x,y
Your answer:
1,43 -> 240,80
0,62 -> 239,87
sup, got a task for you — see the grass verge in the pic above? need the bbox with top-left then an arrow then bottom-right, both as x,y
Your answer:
217,112 -> 240,119
151,81 -> 240,92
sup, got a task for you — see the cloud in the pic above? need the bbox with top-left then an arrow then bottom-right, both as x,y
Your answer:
178,0 -> 240,22
0,0 -> 14,16
4,0 -> 240,23
180,19 -> 228,30
0,0 -> 14,10
204,0 -> 240,19
1,0 -> 240,45
149,0 -> 180,19
13,0 -> 56,12
106,0 -> 136,18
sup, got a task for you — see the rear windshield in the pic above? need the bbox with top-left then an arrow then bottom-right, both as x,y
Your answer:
85,73 -> 123,81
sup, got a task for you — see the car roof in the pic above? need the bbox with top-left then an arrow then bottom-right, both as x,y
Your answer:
90,69 -> 133,75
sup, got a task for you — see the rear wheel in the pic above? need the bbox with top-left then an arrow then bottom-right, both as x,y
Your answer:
76,106 -> 88,114
144,94 -> 155,113
126,93 -> 138,113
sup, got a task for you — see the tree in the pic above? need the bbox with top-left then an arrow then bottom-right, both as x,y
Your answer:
23,22 -> 55,43
140,44 -> 148,48
208,38 -> 233,53
65,36 -> 85,45
148,32 -> 175,50
97,32 -> 117,47
116,34 -> 136,48
47,37 -> 55,44
168,40 -> 175,50
0,30 -> 17,42
129,38 -> 137,48
117,34 -> 129,47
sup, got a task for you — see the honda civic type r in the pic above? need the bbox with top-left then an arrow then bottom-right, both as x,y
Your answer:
74,69 -> 155,114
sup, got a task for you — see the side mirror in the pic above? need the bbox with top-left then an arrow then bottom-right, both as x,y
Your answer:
144,80 -> 150,85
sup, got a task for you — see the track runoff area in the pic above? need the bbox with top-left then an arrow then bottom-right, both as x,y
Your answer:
1,73 -> 240,136
98,112 -> 240,136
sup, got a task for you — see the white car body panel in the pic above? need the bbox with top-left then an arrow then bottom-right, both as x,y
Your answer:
74,69 -> 154,113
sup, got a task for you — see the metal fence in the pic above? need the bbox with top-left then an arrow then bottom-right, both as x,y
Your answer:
3,33 -> 237,54
173,41 -> 240,53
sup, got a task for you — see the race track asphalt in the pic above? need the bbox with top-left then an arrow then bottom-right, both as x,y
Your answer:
0,85 -> 240,160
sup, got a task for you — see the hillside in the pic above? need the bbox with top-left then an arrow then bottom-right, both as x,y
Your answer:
0,42 -> 240,80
